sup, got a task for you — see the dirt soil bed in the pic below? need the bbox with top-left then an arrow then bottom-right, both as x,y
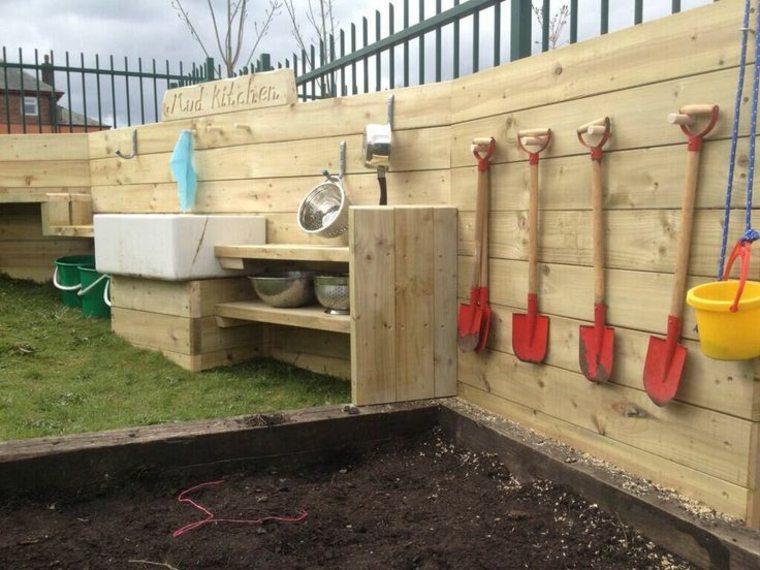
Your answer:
0,429 -> 693,569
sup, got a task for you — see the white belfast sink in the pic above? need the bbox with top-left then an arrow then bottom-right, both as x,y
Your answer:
94,214 -> 266,280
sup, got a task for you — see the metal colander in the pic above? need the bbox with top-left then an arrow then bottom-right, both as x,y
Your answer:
297,178 -> 350,238
315,274 -> 349,315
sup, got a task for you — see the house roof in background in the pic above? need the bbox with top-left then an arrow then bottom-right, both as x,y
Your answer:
0,60 -> 56,93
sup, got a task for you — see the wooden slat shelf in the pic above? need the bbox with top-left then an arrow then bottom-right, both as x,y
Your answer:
215,244 -> 349,263
216,300 -> 350,334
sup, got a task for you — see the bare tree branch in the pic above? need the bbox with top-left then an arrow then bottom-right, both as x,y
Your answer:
172,0 -> 211,58
171,0 -> 282,78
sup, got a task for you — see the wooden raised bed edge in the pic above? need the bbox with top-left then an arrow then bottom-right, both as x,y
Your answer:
0,402 -> 439,501
0,399 -> 757,569
437,401 -> 760,570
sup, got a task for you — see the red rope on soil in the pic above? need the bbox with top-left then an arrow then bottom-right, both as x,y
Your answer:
172,480 -> 308,538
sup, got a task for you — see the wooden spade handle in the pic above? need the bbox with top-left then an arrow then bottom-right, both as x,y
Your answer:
591,160 -> 605,304
670,149 -> 701,317
471,164 -> 488,288
528,162 -> 539,295
480,166 -> 490,288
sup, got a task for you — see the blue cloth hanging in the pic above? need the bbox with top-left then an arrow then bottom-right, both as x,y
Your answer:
170,129 -> 197,212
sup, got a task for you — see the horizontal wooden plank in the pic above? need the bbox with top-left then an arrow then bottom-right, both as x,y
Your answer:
91,169 -> 450,214
91,169 -> 451,218
110,277 -> 192,316
110,277 -> 254,318
0,133 -> 89,162
451,0 -> 742,123
216,300 -> 350,334
460,384 -> 748,521
0,239 -> 93,269
476,301 -> 759,420
47,225 -> 94,238
452,65 -> 748,168
458,209 -> 760,280
88,81 -> 452,159
458,350 -> 754,487
215,244 -> 349,263
161,68 -> 297,121
191,278 -> 256,318
125,341 -> 262,372
111,308 -> 193,354
269,348 -> 351,381
0,187 -> 91,204
457,256 -> 733,342
0,266 -> 52,283
450,139 -> 754,212
0,160 -> 91,188
89,127 -> 450,186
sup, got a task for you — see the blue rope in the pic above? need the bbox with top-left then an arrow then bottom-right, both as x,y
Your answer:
717,0 -> 752,279
743,1 -> 760,236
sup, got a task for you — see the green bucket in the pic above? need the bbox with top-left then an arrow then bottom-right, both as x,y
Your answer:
53,255 -> 95,307
78,266 -> 111,319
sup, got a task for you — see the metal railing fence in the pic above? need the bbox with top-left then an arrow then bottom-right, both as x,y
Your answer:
0,47 -> 211,134
273,0 -> 701,101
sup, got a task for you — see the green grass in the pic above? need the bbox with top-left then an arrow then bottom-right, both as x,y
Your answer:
0,275 -> 350,441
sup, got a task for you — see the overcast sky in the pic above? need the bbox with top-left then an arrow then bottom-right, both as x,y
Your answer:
0,0 -> 712,69
0,0 -> 711,126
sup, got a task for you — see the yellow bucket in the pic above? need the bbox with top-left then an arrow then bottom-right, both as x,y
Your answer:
686,280 -> 760,360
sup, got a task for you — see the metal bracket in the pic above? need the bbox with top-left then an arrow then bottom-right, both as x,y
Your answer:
322,140 -> 346,181
387,94 -> 395,130
115,129 -> 138,160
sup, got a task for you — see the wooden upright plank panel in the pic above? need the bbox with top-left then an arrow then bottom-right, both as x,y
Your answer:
451,0 -> 742,123
395,207 -> 436,401
350,207 -> 396,405
433,207 -> 458,397
748,422 -> 760,527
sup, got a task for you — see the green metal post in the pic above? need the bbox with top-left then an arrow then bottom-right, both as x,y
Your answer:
601,0 -> 609,34
510,0 -> 532,61
570,0 -> 578,44
672,0 -> 681,13
634,0 -> 643,25
419,0 -> 425,85
453,0 -> 460,78
205,56 -> 215,80
542,0 -> 550,52
493,1 -> 501,67
389,3 -> 395,89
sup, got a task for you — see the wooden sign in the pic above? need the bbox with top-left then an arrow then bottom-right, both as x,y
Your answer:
161,68 -> 297,121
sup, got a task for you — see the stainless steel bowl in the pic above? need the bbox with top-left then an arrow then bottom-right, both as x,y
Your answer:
314,274 -> 350,315
249,271 -> 316,308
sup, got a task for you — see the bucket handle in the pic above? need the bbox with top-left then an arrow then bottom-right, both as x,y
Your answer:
722,237 -> 754,312
52,266 -> 81,292
103,277 -> 112,307
77,273 -> 110,297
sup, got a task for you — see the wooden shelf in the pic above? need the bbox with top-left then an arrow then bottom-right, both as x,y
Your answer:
216,300 -> 350,334
215,244 -> 349,269
48,225 -> 94,238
